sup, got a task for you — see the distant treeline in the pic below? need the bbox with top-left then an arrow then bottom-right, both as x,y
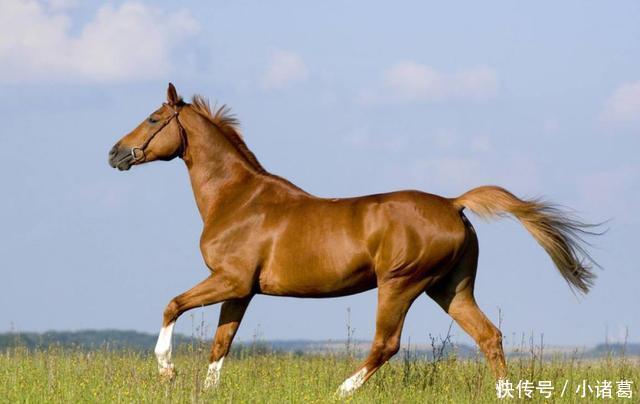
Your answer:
0,330 -> 184,351
1,330 -> 637,359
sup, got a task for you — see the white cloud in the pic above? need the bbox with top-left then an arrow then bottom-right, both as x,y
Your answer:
384,62 -> 445,101
359,61 -> 498,104
43,0 -> 78,11
600,80 -> 640,131
262,50 -> 309,90
0,0 -> 199,82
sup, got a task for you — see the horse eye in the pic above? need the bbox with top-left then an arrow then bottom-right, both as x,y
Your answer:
148,117 -> 158,124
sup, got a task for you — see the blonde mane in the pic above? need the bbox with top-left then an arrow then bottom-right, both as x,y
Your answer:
190,95 -> 266,173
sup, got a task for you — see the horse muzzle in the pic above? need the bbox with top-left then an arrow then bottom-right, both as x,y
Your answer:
108,143 -> 134,171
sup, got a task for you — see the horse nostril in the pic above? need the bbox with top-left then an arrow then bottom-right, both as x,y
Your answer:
109,145 -> 119,157
108,144 -> 122,168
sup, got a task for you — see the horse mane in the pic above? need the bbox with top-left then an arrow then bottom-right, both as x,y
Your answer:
190,95 -> 267,174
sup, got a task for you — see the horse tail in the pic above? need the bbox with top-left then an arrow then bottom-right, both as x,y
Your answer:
452,185 -> 601,294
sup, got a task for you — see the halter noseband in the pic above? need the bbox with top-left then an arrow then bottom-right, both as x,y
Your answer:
131,103 -> 187,163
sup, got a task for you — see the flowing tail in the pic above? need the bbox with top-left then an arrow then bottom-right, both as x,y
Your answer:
452,186 -> 601,294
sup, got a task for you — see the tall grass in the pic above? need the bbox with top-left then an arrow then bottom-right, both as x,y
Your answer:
1,343 -> 637,403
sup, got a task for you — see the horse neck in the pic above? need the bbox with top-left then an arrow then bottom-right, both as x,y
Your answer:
181,113 -> 259,220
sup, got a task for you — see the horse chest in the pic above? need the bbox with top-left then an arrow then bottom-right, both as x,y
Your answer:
199,227 -> 263,274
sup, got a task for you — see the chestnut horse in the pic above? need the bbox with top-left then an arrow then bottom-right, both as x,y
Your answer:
108,83 -> 598,396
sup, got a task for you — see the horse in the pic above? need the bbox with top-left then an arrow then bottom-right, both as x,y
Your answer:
108,83 -> 599,396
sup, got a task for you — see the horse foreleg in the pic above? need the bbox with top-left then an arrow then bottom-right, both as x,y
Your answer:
336,284 -> 416,397
204,296 -> 252,389
154,274 -> 245,380
154,322 -> 176,379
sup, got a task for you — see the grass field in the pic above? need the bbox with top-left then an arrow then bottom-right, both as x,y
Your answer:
1,343 -> 638,403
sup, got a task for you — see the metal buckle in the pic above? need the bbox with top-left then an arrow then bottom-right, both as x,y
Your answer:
131,146 -> 145,162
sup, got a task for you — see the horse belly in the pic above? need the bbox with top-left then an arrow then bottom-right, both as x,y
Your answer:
259,268 -> 377,297
258,243 -> 377,297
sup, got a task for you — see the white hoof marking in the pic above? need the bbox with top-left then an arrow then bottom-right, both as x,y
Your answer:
154,322 -> 175,373
203,356 -> 225,390
336,367 -> 367,397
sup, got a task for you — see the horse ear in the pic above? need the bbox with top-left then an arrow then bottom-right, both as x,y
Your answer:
167,82 -> 179,105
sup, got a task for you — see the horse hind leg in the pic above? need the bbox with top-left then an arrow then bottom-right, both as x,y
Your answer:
426,232 -> 507,379
336,280 -> 423,397
432,289 -> 507,378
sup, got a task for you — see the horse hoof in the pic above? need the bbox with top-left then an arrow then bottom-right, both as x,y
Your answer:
159,366 -> 176,381
335,387 -> 354,399
203,377 -> 219,391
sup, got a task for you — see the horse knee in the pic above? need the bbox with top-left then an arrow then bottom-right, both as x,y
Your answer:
163,299 -> 180,325
210,337 -> 230,361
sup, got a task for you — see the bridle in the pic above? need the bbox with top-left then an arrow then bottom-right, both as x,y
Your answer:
130,103 -> 188,163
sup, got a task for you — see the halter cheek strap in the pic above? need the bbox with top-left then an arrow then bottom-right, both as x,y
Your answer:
131,103 -> 187,163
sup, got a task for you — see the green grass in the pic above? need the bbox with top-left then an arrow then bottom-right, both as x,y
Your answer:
1,345 -> 637,403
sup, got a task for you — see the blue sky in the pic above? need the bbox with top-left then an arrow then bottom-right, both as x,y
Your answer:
1,0 -> 639,347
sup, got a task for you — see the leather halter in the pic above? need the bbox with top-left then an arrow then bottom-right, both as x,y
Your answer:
131,103 -> 187,162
